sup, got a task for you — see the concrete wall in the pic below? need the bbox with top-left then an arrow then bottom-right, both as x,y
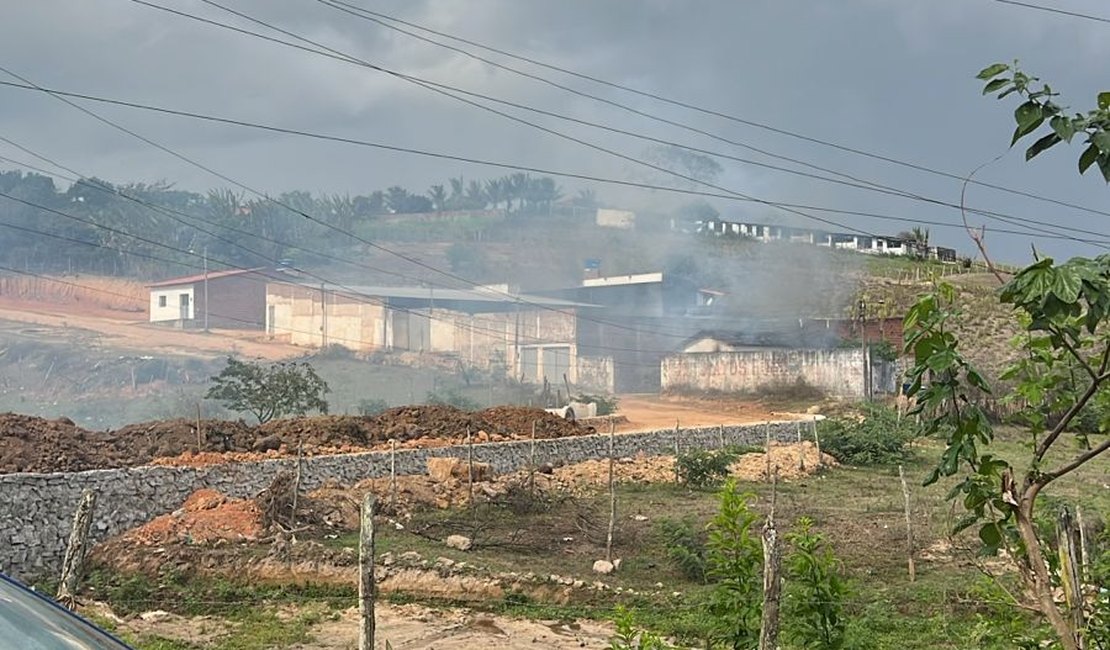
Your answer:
149,284 -> 193,322
576,356 -> 615,393
266,283 -> 386,350
0,421 -> 801,581
199,275 -> 268,330
661,348 -> 866,399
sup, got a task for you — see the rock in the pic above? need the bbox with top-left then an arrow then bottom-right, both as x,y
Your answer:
632,514 -> 648,522
251,435 -> 282,452
138,610 -> 172,623
445,534 -> 473,551
435,557 -> 455,568
427,457 -> 491,482
538,463 -> 554,475
806,405 -> 822,415
592,559 -> 614,574
398,551 -> 423,563
612,558 -> 622,571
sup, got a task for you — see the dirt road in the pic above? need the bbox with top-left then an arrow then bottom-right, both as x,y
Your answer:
101,602 -> 614,649
615,394 -> 803,432
0,299 -> 301,360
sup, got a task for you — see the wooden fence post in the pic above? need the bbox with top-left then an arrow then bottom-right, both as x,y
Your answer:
673,420 -> 681,484
466,426 -> 475,508
195,403 -> 203,452
529,420 -> 537,495
759,473 -> 783,650
796,421 -> 805,472
606,418 -> 616,563
718,424 -> 725,449
56,490 -> 97,608
389,439 -> 397,512
1057,507 -> 1086,639
764,422 -> 772,482
291,439 -> 303,527
358,494 -> 376,650
812,417 -> 823,469
898,465 -> 916,582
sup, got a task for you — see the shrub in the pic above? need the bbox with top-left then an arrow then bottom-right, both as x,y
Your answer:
817,404 -> 916,466
356,398 -> 389,416
609,606 -> 675,650
658,518 -> 709,583
785,517 -> 848,650
705,480 -> 763,648
675,446 -> 755,488
574,393 -> 620,416
425,386 -> 481,411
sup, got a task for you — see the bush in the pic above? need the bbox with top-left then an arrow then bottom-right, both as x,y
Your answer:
675,446 -> 756,488
818,404 -> 916,466
785,517 -> 848,650
356,398 -> 389,416
658,518 -> 708,583
425,386 -> 481,411
574,393 -> 620,416
705,480 -> 763,648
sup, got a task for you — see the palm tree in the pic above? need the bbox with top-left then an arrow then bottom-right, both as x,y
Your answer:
427,184 -> 448,212
465,180 -> 487,209
447,176 -> 465,210
572,188 -> 598,208
506,172 -> 529,213
484,178 -> 505,210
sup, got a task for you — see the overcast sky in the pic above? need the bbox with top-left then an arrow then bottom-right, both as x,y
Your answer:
1,0 -> 1108,263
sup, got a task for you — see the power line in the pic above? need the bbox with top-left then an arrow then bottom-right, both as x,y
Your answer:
124,0 -> 878,239
139,0 -> 1110,249
0,81 -> 1099,246
330,0 -> 1110,221
991,0 -> 1110,24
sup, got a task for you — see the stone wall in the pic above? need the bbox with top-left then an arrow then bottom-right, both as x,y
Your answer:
661,348 -> 867,399
0,421 -> 800,581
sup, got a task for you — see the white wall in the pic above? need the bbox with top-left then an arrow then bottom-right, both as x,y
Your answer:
149,285 -> 194,322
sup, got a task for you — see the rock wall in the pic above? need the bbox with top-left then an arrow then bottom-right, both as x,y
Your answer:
0,420 -> 800,581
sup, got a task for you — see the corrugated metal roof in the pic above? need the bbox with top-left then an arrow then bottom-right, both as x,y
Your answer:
272,281 -> 594,308
147,267 -> 271,288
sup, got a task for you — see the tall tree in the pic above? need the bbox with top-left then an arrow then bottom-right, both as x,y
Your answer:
905,63 -> 1110,650
427,184 -> 447,212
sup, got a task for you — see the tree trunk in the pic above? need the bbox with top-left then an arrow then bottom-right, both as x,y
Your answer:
56,491 -> 97,608
358,494 -> 376,650
759,518 -> 783,650
1016,493 -> 1079,650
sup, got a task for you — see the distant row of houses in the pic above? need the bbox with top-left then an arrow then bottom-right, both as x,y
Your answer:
147,267 -> 901,395
691,218 -> 959,262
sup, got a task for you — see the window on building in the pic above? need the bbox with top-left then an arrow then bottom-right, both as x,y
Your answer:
158,295 -> 167,308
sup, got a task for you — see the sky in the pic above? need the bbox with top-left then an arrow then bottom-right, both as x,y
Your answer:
0,0 -> 1109,264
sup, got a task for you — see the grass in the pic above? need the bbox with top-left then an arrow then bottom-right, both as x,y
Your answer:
83,423 -> 1105,649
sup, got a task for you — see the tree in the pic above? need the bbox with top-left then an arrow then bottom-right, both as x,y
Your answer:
427,184 -> 447,212
902,64 -> 1110,650
384,186 -> 411,214
705,480 -> 763,648
785,518 -> 847,650
205,358 -> 330,424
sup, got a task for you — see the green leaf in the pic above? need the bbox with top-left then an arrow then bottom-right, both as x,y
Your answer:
1099,91 -> 1110,110
1025,132 -> 1061,160
982,78 -> 1009,95
1095,131 -> 1110,155
1100,156 -> 1110,184
978,523 -> 1002,549
1050,115 -> 1076,143
1014,101 -> 1043,130
976,63 -> 1010,80
925,348 -> 959,373
1080,143 -> 1100,174
1052,267 -> 1083,303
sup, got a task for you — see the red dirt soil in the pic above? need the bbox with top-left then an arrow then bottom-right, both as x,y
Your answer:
0,405 -> 589,474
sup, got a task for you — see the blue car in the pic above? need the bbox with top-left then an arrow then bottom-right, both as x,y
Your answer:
0,573 -> 133,649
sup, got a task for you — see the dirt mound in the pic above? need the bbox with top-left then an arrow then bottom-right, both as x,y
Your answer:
2,405 -> 593,474
730,441 -> 837,481
0,413 -> 120,473
103,488 -> 264,548
477,406 -> 587,438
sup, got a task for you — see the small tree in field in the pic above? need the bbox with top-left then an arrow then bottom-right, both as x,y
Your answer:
904,63 -> 1110,650
205,358 -> 329,424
